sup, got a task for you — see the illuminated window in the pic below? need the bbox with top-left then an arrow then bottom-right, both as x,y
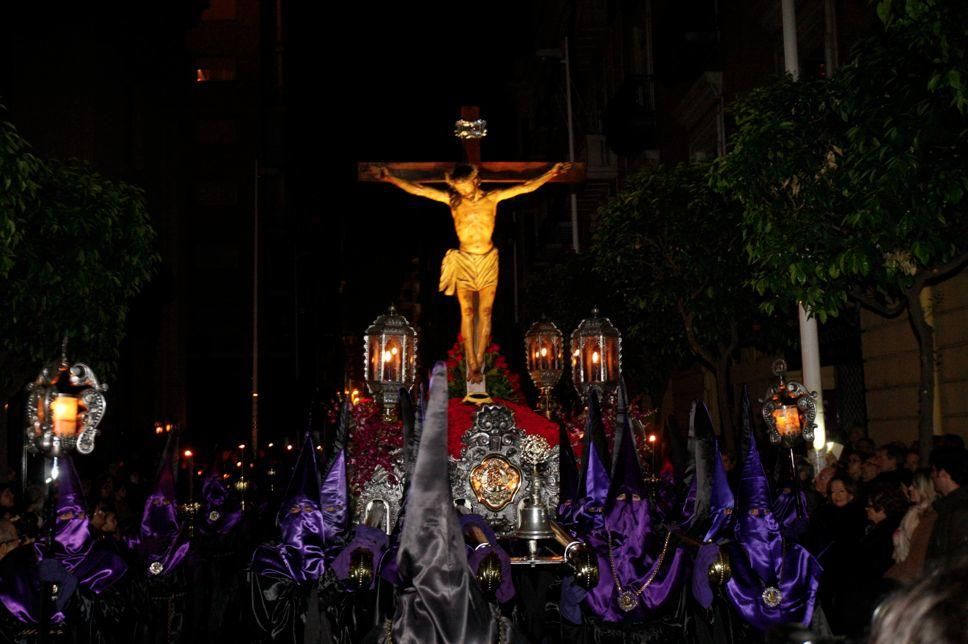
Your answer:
195,58 -> 236,83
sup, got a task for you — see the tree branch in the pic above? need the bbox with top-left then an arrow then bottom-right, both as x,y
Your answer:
916,249 -> 968,288
849,286 -> 907,317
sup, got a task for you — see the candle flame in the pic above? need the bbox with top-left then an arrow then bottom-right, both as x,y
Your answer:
592,351 -> 600,364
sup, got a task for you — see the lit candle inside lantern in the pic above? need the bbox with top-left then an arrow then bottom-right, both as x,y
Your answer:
51,396 -> 78,438
382,339 -> 402,382
773,405 -> 801,437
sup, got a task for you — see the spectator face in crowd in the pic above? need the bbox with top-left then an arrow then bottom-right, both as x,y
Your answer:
861,457 -> 880,482
102,511 -> 117,534
866,485 -> 908,525
904,450 -> 920,472
99,477 -> 114,501
846,452 -> 863,480
91,503 -> 109,531
0,520 -> 19,560
906,469 -> 937,507
931,455 -> 964,497
0,486 -> 14,510
855,438 -> 875,456
815,466 -> 836,497
720,452 -> 734,473
829,478 -> 855,508
875,446 -> 903,473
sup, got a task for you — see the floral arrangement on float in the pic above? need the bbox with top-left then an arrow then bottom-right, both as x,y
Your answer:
328,397 -> 403,499
445,336 -> 523,403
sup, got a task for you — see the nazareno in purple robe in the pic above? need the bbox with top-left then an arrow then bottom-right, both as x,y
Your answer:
584,398 -> 686,623
35,456 -> 128,596
198,470 -> 242,538
568,390 -> 612,536
723,388 -> 821,632
128,439 -> 191,579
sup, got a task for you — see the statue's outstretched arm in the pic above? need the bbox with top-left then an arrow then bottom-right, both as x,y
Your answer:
379,167 -> 450,204
493,163 -> 570,202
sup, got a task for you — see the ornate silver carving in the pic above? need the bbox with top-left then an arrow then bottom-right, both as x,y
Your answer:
25,356 -> 107,457
450,404 -> 559,537
760,359 -> 817,447
353,459 -> 404,534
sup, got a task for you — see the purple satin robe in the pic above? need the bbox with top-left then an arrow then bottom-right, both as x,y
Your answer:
584,498 -> 686,622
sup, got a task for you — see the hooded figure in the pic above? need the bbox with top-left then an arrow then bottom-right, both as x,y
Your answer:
391,362 -> 500,643
198,461 -> 243,539
684,401 -> 734,546
570,391 -> 611,536
584,397 -> 686,625
724,388 -> 821,632
250,432 -> 328,641
36,456 -> 128,596
320,402 -> 350,564
556,418 -> 580,524
130,438 -> 191,579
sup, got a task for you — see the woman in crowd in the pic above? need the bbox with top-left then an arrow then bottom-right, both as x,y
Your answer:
885,469 -> 937,584
840,482 -> 909,636
807,475 -> 866,635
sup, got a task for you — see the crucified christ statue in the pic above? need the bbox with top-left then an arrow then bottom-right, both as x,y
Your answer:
378,162 -> 572,388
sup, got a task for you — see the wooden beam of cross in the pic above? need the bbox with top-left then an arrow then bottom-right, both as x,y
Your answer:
357,105 -> 586,184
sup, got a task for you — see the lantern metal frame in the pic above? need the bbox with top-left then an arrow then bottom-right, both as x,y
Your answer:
25,349 -> 107,458
570,307 -> 622,403
760,359 -> 817,448
523,319 -> 564,417
363,305 -> 418,420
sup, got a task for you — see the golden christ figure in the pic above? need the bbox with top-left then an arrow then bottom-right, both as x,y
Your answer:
379,162 -> 571,389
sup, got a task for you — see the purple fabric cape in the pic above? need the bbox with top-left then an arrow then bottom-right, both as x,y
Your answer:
129,446 -> 190,578
585,404 -> 686,622
198,472 -> 242,538
724,407 -> 822,632
34,456 -> 127,595
250,432 -> 327,585
320,448 -> 349,562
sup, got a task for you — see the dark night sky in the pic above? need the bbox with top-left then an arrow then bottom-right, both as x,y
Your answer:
287,2 -> 541,361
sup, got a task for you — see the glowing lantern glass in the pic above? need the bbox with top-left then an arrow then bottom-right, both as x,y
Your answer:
761,359 -> 816,448
524,319 -> 564,416
25,350 -> 107,457
570,307 -> 621,401
363,305 -> 417,419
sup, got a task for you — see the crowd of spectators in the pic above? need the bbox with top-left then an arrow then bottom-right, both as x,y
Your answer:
794,432 -> 968,639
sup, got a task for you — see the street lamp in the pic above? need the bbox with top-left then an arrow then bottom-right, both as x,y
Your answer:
363,305 -> 417,420
524,319 -> 564,417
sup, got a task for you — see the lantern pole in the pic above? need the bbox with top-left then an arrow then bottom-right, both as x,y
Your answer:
782,0 -> 827,464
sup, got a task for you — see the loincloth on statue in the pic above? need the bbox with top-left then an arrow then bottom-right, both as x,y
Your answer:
438,247 -> 499,295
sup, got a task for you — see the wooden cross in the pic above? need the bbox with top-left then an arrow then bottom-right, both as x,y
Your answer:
358,105 -> 586,185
